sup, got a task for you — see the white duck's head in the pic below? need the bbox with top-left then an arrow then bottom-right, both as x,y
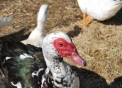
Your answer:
37,4 -> 49,23
42,31 -> 86,67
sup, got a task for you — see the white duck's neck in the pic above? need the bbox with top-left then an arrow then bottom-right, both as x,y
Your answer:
36,20 -> 46,32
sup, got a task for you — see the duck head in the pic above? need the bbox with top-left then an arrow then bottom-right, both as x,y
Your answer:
42,31 -> 86,67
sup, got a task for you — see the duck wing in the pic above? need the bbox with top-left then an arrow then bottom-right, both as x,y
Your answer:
0,41 -> 46,88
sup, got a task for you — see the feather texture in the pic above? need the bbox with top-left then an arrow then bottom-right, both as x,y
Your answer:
0,31 -> 86,88
77,0 -> 122,21
0,41 -> 46,88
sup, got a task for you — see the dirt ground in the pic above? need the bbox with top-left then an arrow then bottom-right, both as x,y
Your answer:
0,0 -> 122,88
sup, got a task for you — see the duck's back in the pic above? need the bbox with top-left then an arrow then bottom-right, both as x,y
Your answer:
77,0 -> 122,20
0,41 -> 46,88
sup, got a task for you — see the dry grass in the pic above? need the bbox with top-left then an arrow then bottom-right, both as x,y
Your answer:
0,0 -> 122,88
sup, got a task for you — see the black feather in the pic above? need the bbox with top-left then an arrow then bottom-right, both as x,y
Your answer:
0,40 -> 46,88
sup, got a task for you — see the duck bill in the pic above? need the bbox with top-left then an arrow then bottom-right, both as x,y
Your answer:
66,52 -> 86,67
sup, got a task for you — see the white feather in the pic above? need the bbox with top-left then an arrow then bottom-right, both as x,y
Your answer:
77,0 -> 122,21
20,53 -> 33,60
11,82 -> 22,88
21,4 -> 49,47
32,68 -> 44,78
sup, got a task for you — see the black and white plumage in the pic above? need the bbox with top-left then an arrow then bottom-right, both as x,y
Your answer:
0,31 -> 86,88
0,41 -> 46,88
21,4 -> 49,47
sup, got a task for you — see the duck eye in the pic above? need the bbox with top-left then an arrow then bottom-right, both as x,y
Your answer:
58,43 -> 63,47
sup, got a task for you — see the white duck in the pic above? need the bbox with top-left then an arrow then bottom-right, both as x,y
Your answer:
0,16 -> 13,27
21,4 -> 49,47
77,0 -> 122,26
0,31 -> 86,88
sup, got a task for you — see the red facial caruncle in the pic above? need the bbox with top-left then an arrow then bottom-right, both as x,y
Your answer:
53,38 -> 86,66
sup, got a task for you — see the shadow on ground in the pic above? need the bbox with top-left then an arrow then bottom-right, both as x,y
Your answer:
0,26 -> 30,41
100,9 -> 122,25
71,66 -> 109,88
0,25 -> 82,41
67,25 -> 82,38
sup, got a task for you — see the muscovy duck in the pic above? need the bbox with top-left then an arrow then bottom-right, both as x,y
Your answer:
0,31 -> 86,88
77,0 -> 122,26
21,4 -> 49,47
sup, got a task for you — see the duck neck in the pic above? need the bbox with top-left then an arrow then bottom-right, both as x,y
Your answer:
44,56 -> 79,88
36,20 -> 45,32
44,56 -> 69,78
